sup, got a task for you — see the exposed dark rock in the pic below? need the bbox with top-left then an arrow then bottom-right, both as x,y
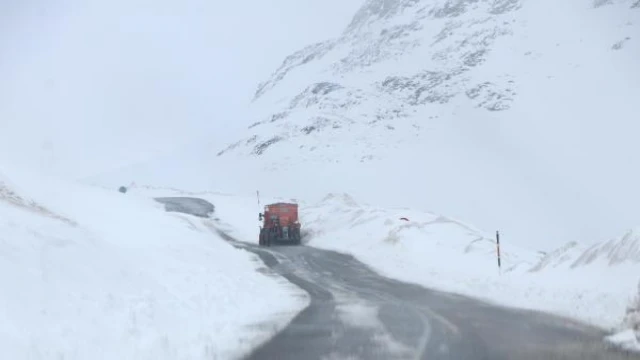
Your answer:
463,49 -> 488,67
302,126 -> 317,135
612,37 -> 631,50
253,41 -> 336,100
466,82 -> 513,111
311,82 -> 343,95
489,0 -> 521,15
433,21 -> 463,44
217,139 -> 243,156
253,136 -> 284,155
593,0 -> 612,8
430,0 -> 481,19
347,0 -> 422,32
381,69 -> 464,105
270,112 -> 289,122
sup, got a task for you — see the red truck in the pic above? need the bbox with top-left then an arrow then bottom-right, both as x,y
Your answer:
259,202 -> 301,246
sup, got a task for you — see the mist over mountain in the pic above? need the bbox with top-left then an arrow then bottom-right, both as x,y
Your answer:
212,0 -> 640,249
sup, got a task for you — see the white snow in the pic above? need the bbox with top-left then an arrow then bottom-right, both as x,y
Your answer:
76,0 -> 640,354
208,0 -> 640,253
290,193 -> 638,331
608,280 -> 640,351
0,168 -> 307,359
124,187 -> 640,340
607,330 -> 640,353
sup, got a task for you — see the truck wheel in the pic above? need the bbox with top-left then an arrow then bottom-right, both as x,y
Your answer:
294,228 -> 301,245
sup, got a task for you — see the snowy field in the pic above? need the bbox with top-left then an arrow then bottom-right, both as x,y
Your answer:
142,187 -> 640,350
0,170 -> 307,360
299,194 -> 640,328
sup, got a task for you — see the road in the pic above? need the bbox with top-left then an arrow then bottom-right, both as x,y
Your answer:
154,197 -> 214,218
158,197 -> 639,360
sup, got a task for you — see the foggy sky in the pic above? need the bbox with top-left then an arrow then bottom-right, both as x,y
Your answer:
0,0 -> 363,178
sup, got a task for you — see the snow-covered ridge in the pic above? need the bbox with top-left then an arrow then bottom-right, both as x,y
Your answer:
0,173 -> 76,226
225,0 -> 640,161
242,0 -> 522,149
533,228 -> 640,271
253,0 -> 524,105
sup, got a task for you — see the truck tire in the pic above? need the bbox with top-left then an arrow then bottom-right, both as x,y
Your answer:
259,228 -> 265,246
292,228 -> 301,245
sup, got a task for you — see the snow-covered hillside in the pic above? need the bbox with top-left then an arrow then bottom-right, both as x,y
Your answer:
211,0 -> 640,250
0,169 -> 306,359
298,193 -> 640,329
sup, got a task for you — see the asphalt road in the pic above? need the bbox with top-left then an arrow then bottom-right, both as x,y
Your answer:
154,196 -> 215,218
160,197 -> 639,360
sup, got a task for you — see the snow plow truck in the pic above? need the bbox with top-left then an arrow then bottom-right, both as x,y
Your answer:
259,202 -> 301,246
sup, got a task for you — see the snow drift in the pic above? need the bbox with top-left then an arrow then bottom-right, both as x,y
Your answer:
294,193 -> 639,331
165,188 -> 640,336
0,169 -> 306,359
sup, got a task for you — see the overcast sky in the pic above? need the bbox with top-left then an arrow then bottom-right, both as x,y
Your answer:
0,0 -> 363,178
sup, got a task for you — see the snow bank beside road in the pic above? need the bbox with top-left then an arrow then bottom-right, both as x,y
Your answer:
301,193 -> 639,331
0,171 -> 306,360
124,186 -> 640,345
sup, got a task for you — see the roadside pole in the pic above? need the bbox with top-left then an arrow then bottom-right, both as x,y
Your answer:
496,231 -> 502,275
257,190 -> 261,207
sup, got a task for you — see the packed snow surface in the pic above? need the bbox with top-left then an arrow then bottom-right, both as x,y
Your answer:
0,170 -> 307,359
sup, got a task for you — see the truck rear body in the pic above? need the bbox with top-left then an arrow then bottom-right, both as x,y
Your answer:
259,202 -> 301,246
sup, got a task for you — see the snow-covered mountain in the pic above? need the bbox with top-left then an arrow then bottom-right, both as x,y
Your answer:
532,227 -> 640,271
212,0 -> 640,250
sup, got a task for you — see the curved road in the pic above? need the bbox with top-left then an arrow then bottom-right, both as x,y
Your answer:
159,197 -> 639,360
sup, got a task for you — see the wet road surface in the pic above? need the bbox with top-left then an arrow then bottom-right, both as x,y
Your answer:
224,237 -> 638,360
161,197 -> 639,360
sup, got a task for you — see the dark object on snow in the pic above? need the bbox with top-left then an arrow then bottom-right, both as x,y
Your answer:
399,217 -> 410,221
118,186 -> 128,194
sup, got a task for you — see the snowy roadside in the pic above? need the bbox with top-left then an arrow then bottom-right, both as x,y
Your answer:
0,171 -> 307,360
125,186 -> 640,351
296,194 -> 640,345
201,189 -> 639,344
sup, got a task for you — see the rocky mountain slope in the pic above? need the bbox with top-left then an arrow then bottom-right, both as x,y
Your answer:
214,0 -> 640,249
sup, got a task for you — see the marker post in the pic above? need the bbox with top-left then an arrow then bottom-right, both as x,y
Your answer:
496,231 -> 502,274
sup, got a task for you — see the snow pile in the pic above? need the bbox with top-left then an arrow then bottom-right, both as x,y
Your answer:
0,170 -> 306,359
113,187 -> 640,333
299,193 -> 639,330
607,280 -> 640,351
